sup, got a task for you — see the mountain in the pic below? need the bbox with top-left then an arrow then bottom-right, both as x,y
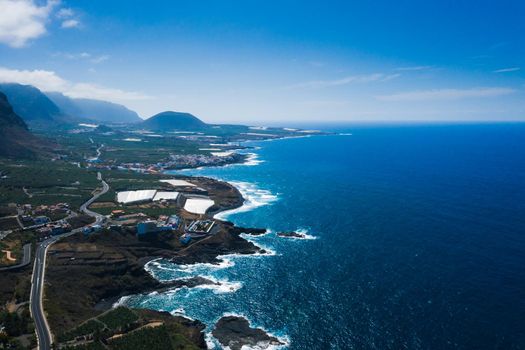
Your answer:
47,92 -> 142,124
0,83 -> 63,125
141,111 -> 208,131
0,92 -> 54,158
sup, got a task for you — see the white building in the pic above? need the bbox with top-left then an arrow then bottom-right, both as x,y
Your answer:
153,191 -> 180,202
160,179 -> 196,187
184,197 -> 215,214
117,190 -> 157,204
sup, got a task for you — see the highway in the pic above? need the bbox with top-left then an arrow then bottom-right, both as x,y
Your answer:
30,172 -> 109,350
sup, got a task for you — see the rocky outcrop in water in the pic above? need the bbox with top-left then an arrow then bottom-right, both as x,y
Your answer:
212,316 -> 285,350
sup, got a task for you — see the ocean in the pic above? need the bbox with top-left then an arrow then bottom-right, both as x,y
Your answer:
123,123 -> 525,349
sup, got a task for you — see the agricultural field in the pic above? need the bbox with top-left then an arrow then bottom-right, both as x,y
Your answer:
52,130 -> 206,165
0,159 -> 100,210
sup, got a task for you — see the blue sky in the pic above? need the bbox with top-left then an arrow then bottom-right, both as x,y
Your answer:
0,0 -> 524,123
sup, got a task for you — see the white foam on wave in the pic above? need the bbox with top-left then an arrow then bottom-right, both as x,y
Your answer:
169,277 -> 243,295
194,279 -> 243,294
242,152 -> 264,166
214,181 -> 278,221
206,332 -> 221,349
290,228 -> 318,240
145,239 -> 276,284
170,307 -> 186,316
113,295 -> 131,308
170,308 -> 199,322
145,258 -> 234,280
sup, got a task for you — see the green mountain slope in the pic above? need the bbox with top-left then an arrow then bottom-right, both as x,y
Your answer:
47,92 -> 142,124
141,111 -> 208,131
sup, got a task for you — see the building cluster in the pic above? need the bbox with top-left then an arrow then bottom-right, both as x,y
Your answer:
114,179 -> 216,215
116,190 -> 181,205
36,220 -> 72,236
179,219 -> 217,244
136,215 -> 181,235
19,203 -> 70,228
89,152 -> 243,174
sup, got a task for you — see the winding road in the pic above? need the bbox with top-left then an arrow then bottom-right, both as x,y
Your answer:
30,172 -> 109,350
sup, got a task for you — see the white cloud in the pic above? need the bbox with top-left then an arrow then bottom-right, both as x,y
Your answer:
377,87 -> 516,102
56,8 -> 74,18
395,65 -> 433,71
67,83 -> 150,101
493,67 -> 520,73
287,73 -> 400,89
0,66 -> 151,102
61,19 -> 79,29
0,0 -> 58,47
54,52 -> 110,64
89,55 -> 109,64
0,66 -> 67,90
56,6 -> 81,29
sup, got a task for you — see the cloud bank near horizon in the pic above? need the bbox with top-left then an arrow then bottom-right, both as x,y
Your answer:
0,67 -> 151,104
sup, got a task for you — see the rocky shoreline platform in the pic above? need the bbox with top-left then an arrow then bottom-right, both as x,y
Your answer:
212,316 -> 286,350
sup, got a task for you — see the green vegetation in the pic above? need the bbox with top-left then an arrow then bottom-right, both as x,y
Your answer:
57,308 -> 203,350
0,159 -> 100,210
109,324 -> 200,350
0,309 -> 31,337
51,130 -> 205,165
59,319 -> 106,342
98,307 -> 139,332
59,308 -> 138,342
63,341 -> 107,350
0,216 -> 19,230
109,325 -> 172,350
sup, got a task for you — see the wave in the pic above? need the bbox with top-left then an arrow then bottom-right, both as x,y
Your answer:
242,152 -> 264,166
214,181 -> 278,221
288,228 -> 318,240
194,279 -> 243,294
112,295 -> 131,308
144,258 -> 235,281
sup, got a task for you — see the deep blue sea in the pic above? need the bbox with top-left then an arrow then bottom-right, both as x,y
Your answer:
124,123 -> 525,349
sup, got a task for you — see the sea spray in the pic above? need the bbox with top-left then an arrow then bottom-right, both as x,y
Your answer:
214,181 -> 278,221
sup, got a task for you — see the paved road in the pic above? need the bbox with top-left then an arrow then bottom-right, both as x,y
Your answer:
30,172 -> 109,350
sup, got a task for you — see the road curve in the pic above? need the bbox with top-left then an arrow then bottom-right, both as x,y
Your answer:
30,172 -> 109,350
0,243 -> 31,271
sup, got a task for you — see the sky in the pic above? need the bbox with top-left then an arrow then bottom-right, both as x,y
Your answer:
0,0 -> 524,123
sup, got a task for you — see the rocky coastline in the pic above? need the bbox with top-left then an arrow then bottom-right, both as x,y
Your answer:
212,316 -> 285,350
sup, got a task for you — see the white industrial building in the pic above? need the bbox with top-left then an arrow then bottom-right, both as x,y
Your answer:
153,191 -> 180,202
117,190 -> 157,204
160,179 -> 196,187
184,197 -> 215,214
117,190 -> 179,204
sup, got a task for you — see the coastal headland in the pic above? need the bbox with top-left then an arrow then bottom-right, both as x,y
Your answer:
43,175 -> 278,348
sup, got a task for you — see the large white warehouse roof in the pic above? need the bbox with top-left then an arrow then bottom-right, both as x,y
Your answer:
160,179 -> 196,187
153,191 -> 180,201
117,190 -> 157,204
184,198 -> 215,214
